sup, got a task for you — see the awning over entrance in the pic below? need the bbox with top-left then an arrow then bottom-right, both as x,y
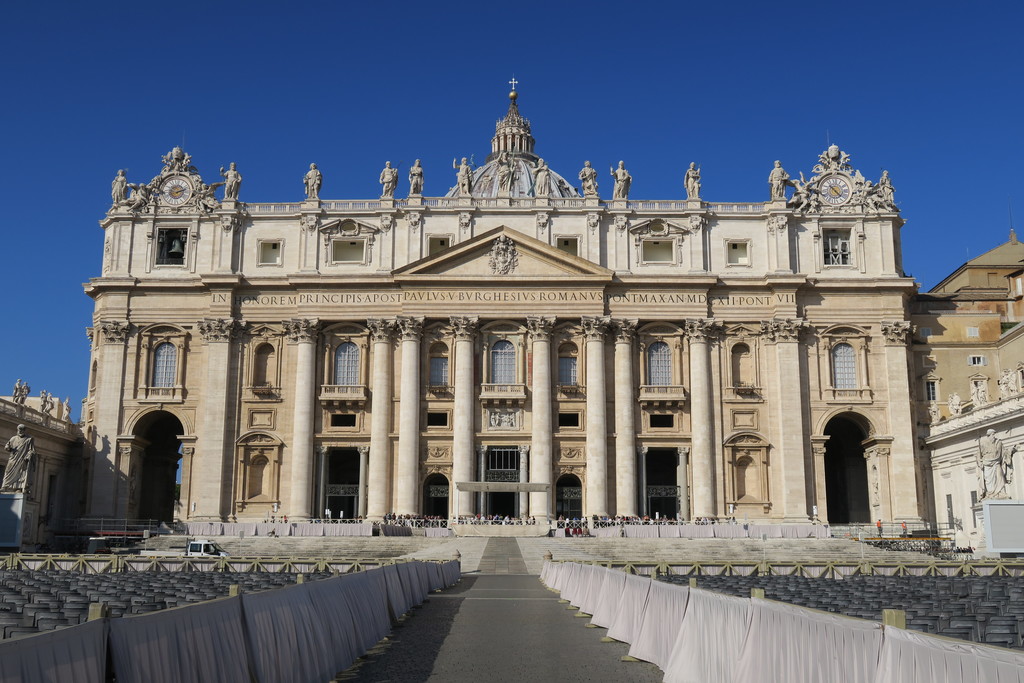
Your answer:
455,482 -> 550,493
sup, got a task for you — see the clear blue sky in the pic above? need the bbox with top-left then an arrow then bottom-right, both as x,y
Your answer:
2,2 -> 1021,417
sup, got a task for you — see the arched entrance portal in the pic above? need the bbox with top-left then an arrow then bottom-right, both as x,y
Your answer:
823,416 -> 870,523
133,411 -> 184,523
325,448 -> 361,519
422,473 -> 449,517
555,474 -> 582,519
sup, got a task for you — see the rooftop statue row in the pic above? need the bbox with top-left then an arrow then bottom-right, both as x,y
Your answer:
108,144 -> 896,215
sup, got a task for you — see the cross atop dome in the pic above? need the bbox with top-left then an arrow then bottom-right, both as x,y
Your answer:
508,76 -> 518,91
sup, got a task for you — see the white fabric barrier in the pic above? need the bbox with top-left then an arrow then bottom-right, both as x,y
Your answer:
623,525 -> 660,538
873,626 -> 1024,683
323,523 -> 373,536
589,567 -> 627,629
663,587 -> 751,683
0,618 -> 107,683
383,563 -> 413,620
303,576 -> 364,673
677,525 -> 716,538
605,572 -> 652,645
628,579 -> 689,669
572,564 -> 599,611
732,597 -> 883,683
339,570 -> 392,651
425,527 -> 453,537
560,563 -> 583,605
241,582 -> 337,683
108,595 -> 252,683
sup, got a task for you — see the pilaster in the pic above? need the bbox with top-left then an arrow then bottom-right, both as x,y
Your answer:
88,320 -> 131,517
880,320 -> 922,522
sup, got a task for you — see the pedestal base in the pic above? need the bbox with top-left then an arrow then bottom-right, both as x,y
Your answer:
0,493 -> 24,549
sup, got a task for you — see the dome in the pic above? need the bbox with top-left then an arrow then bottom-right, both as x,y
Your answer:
445,91 -> 580,199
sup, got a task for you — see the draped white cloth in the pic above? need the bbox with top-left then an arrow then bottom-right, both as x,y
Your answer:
425,527 -> 453,537
588,567 -> 627,628
302,576 -> 364,672
383,563 -> 413,620
628,579 -> 689,669
623,525 -> 660,538
873,626 -> 1024,683
677,525 -> 716,538
337,570 -> 393,651
732,597 -> 883,683
662,588 -> 751,683
605,573 -> 652,644
323,523 -> 373,536
108,596 -> 252,683
0,619 -> 107,683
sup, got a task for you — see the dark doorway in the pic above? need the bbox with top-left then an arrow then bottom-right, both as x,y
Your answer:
326,448 -> 360,519
422,473 -> 449,517
645,448 -> 679,519
133,411 -> 184,523
488,492 -> 516,517
555,474 -> 583,519
823,416 -> 870,523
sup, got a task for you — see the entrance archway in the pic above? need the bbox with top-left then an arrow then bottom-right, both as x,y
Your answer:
133,411 -> 184,523
555,474 -> 582,519
645,448 -> 679,519
422,473 -> 449,517
325,448 -> 360,519
823,416 -> 870,523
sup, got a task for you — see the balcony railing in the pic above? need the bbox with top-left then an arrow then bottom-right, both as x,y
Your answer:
479,383 -> 527,402
139,386 -> 184,402
725,384 -> 762,400
249,384 -> 280,399
319,384 -> 368,404
824,387 -> 872,402
639,385 -> 688,404
556,384 -> 584,399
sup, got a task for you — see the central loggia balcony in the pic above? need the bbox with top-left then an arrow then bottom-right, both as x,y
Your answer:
479,383 -> 527,405
638,384 -> 688,406
319,384 -> 368,406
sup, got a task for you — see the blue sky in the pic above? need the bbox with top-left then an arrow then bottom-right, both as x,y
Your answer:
2,2 -> 1021,417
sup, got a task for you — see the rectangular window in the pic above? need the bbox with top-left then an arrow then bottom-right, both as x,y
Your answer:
968,355 -> 986,366
925,380 -> 938,402
429,357 -> 449,385
727,241 -> 749,265
650,414 -> 674,429
945,494 -> 954,529
428,236 -> 451,255
426,412 -> 449,427
156,228 -> 187,266
966,326 -> 980,338
258,241 -> 282,265
558,357 -> 578,385
332,239 -> 365,263
823,230 -> 851,266
330,414 -> 356,427
487,446 -> 520,473
558,412 -> 580,428
642,240 -> 674,263
556,237 -> 578,256
970,491 -> 978,528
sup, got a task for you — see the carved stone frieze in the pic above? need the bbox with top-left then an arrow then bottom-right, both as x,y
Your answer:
586,213 -> 600,233
580,315 -> 611,340
221,215 -> 242,233
407,211 -> 422,231
535,212 -> 549,233
427,446 -> 451,461
766,215 -> 788,233
379,214 -> 393,233
449,316 -> 479,340
98,320 -> 130,345
283,318 -> 321,343
459,212 -> 472,232
880,320 -> 915,345
366,318 -> 396,343
526,316 -> 556,340
488,235 -> 519,275
560,447 -> 583,460
759,317 -> 808,342
487,408 -> 520,430
301,215 -> 321,233
688,215 -> 707,233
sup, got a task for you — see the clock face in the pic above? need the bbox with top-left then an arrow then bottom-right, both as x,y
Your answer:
161,177 -> 192,206
819,175 -> 851,205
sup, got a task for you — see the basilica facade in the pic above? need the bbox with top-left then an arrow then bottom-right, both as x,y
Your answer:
84,91 -> 923,525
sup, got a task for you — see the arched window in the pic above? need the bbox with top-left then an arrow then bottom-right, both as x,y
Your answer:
152,343 -> 177,388
333,342 -> 360,385
831,343 -> 857,389
89,360 -> 97,392
558,343 -> 578,385
731,343 -> 752,387
253,343 -> 275,386
490,340 -> 515,383
429,343 -> 449,386
647,341 -> 671,386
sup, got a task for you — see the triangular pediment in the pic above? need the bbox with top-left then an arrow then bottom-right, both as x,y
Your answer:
393,227 -> 613,281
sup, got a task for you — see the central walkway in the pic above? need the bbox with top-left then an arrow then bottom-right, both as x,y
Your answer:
339,538 -> 662,682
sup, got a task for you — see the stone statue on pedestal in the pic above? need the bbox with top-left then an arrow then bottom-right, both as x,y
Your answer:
610,161 -> 631,200
12,380 -> 29,406
379,161 -> 398,198
454,157 -> 473,197
304,163 -> 322,200
111,170 -> 128,206
685,162 -> 701,199
220,163 -> 242,200
532,159 -> 550,198
768,161 -> 790,201
2,425 -> 35,493
977,429 -> 1017,500
408,159 -> 424,196
578,161 -> 598,197
947,392 -> 962,417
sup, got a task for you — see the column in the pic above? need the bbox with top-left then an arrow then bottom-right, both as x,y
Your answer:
527,316 -> 554,520
88,321 -> 130,517
810,437 -> 829,523
612,319 -> 638,517
686,318 -> 719,518
638,445 -> 648,516
581,316 -> 610,518
194,318 -> 242,520
451,317 -> 479,517
477,445 -> 487,514
356,445 -> 369,518
366,319 -> 396,520
286,318 -> 319,520
763,318 -> 811,521
677,446 -> 690,520
519,445 -> 530,517
396,317 -> 423,515
881,320 -> 921,522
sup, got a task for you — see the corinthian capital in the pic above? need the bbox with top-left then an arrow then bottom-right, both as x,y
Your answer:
283,318 -> 320,343
684,318 -> 722,342
880,320 -> 915,345
98,320 -> 131,344
612,319 -> 638,343
759,317 -> 808,343
396,316 -> 424,341
449,316 -> 479,340
580,315 -> 611,340
366,318 -> 396,343
197,317 -> 245,342
526,316 -> 555,340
